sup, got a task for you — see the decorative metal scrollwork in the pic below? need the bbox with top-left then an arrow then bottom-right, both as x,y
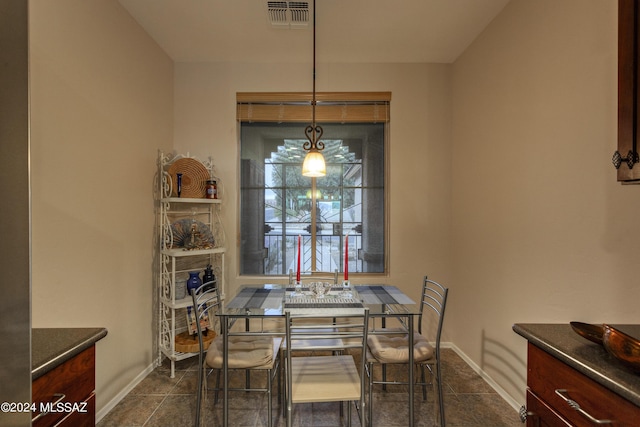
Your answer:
612,150 -> 639,169
303,124 -> 324,151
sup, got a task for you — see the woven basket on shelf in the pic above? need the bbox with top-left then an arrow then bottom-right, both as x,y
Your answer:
167,158 -> 209,198
175,330 -> 215,353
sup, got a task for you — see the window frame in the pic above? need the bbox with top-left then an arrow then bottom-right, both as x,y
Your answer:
237,92 -> 391,278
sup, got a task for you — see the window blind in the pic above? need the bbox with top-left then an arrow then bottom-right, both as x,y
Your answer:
237,92 -> 391,123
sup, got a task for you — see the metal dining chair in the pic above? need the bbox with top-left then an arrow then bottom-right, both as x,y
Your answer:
283,268 -> 346,415
284,308 -> 370,427
365,276 -> 449,427
191,284 -> 282,427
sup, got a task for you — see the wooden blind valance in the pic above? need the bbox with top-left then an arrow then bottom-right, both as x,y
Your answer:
237,92 -> 391,123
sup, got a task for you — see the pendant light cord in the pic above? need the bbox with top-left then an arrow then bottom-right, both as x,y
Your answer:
304,0 -> 324,152
312,0 -> 317,126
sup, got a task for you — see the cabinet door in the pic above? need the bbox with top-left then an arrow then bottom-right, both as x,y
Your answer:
526,390 -> 572,427
616,0 -> 640,181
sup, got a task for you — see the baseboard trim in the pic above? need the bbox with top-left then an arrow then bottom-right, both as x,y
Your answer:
442,342 -> 521,412
95,362 -> 156,423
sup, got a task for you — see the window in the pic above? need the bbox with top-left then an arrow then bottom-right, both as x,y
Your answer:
238,92 -> 389,277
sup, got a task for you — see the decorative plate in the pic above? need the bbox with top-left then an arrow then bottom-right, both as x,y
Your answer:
169,219 -> 215,250
167,157 -> 209,198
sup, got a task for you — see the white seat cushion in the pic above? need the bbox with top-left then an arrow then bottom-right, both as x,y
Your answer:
367,329 -> 434,363
206,335 -> 279,369
290,355 -> 361,403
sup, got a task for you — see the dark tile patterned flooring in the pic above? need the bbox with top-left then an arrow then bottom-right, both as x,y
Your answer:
97,349 -> 520,426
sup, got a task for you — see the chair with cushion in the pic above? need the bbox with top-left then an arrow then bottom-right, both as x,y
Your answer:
284,308 -> 369,427
284,267 -> 348,403
365,276 -> 448,427
191,284 -> 282,427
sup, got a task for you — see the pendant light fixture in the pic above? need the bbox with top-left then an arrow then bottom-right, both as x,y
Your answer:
301,0 -> 326,177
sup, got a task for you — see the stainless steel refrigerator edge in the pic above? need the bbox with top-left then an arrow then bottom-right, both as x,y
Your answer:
0,0 -> 31,426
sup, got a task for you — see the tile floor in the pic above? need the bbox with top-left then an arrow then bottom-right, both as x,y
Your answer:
97,348 -> 521,426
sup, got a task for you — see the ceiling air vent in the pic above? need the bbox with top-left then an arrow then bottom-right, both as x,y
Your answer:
267,1 -> 309,28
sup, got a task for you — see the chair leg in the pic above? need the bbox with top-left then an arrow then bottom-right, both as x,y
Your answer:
286,359 -> 292,427
214,369 -> 221,404
381,364 -> 387,392
436,361 -> 445,427
420,364 -> 427,400
286,397 -> 292,427
283,355 -> 290,418
367,362 -> 373,426
275,356 -> 282,405
267,369 -> 272,427
195,365 -> 203,427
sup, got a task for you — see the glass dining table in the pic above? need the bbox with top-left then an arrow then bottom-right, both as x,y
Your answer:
217,283 -> 421,427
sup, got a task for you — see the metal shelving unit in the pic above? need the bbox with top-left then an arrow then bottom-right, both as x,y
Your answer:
156,151 -> 226,377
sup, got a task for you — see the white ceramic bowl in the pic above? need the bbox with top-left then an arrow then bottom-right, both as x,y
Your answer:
308,282 -> 332,298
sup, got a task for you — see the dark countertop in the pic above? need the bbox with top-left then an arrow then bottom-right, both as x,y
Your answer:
32,327 -> 108,380
513,323 -> 640,407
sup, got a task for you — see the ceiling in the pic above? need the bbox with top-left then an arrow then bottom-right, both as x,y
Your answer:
118,0 -> 511,64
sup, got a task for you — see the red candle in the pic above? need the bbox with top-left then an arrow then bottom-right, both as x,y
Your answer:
344,234 -> 349,281
296,235 -> 301,282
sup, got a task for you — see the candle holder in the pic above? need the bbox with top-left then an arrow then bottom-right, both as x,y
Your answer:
293,281 -> 303,297
341,280 -> 351,297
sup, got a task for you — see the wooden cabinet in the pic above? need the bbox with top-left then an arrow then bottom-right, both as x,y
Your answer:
32,345 -> 96,426
615,0 -> 640,181
525,343 -> 640,426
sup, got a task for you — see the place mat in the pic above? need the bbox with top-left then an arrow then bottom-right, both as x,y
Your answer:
354,285 -> 415,305
226,287 -> 284,309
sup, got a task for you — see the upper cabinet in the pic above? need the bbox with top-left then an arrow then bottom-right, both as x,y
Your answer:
615,0 -> 640,181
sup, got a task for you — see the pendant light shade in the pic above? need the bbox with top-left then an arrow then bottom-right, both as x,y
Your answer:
302,149 -> 326,177
301,0 -> 326,177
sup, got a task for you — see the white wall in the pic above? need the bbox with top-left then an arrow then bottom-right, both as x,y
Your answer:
173,61 -> 453,299
29,0 -> 173,411
451,0 -> 640,404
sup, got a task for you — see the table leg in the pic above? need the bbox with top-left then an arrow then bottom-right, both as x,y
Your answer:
223,316 -> 229,427
245,318 -> 251,389
408,315 -> 414,427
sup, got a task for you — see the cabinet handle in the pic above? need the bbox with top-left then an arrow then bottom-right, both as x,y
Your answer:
612,150 -> 639,169
31,392 -> 66,422
554,389 -> 612,424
